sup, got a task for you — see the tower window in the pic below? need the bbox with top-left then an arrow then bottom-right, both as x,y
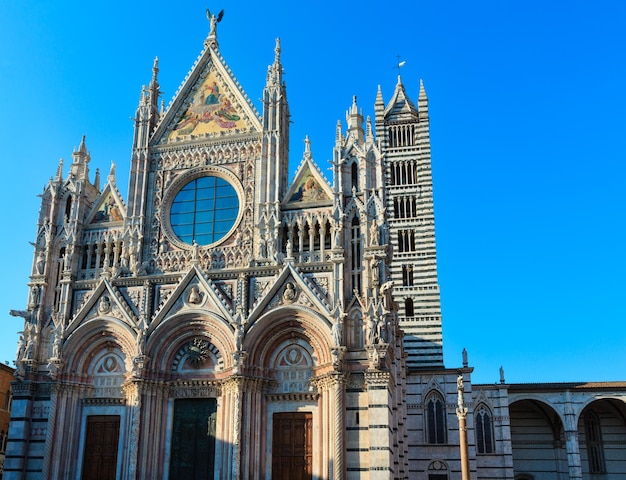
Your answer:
404,298 -> 414,317
402,265 -> 414,286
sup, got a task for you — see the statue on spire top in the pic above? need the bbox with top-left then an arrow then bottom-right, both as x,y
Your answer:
206,8 -> 224,35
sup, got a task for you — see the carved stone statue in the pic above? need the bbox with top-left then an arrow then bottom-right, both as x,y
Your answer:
366,315 -> 377,345
282,282 -> 296,303
16,334 -> 26,361
98,296 -> 111,314
188,286 -> 201,304
206,8 -> 224,35
137,328 -> 146,356
235,323 -> 244,352
331,320 -> 343,346
35,252 -> 45,275
52,327 -> 63,359
29,286 -> 40,308
370,222 -> 379,246
462,348 -> 468,367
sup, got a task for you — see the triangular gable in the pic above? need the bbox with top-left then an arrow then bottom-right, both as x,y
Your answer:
67,278 -> 138,334
283,155 -> 333,208
248,263 -> 332,323
150,265 -> 235,331
384,77 -> 418,122
152,44 -> 262,145
84,183 -> 126,226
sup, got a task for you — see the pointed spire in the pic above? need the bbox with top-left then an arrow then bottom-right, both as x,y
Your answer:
108,161 -> 116,185
77,135 -> 88,155
70,135 -> 90,181
384,76 -> 418,121
94,168 -> 101,191
148,57 -> 160,104
346,96 -> 364,143
335,120 -> 343,147
55,158 -> 64,182
375,85 -> 384,107
374,85 -> 385,123
266,38 -> 283,86
418,78 -> 428,114
275,37 -> 281,63
303,135 -> 312,160
365,116 -> 373,141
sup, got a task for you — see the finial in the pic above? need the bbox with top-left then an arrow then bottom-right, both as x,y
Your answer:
351,95 -> 358,114
275,38 -> 281,60
304,135 -> 311,154
78,135 -> 87,154
94,168 -> 101,191
108,161 -> 116,184
56,158 -> 64,181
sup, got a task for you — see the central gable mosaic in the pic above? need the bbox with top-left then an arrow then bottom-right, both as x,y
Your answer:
168,71 -> 248,142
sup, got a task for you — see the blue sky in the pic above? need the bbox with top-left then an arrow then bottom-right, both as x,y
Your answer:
0,1 -> 624,384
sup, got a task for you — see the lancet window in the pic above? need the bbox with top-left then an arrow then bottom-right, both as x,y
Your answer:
475,404 -> 494,454
425,391 -> 447,444
351,216 -> 362,294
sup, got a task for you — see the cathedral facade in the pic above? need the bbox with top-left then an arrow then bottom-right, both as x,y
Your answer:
5,14 -> 626,480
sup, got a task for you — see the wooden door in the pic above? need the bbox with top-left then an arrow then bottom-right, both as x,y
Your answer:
81,415 -> 120,480
272,412 -> 312,480
169,398 -> 217,480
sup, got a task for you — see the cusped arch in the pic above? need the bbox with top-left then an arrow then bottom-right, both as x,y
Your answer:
149,311 -> 235,373
246,306 -> 333,370
63,316 -> 136,375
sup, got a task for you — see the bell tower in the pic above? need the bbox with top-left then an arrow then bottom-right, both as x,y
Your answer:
377,77 -> 444,368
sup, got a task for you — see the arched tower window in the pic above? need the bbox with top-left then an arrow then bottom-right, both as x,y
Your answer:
64,195 -> 73,223
584,410 -> 606,473
402,264 -> 414,286
405,298 -> 414,317
351,162 -> 359,191
475,404 -> 494,454
350,216 -> 362,294
425,391 -> 447,444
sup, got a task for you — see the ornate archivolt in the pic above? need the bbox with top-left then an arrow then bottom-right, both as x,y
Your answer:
62,318 -> 136,378
149,312 -> 235,373
245,306 -> 333,371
